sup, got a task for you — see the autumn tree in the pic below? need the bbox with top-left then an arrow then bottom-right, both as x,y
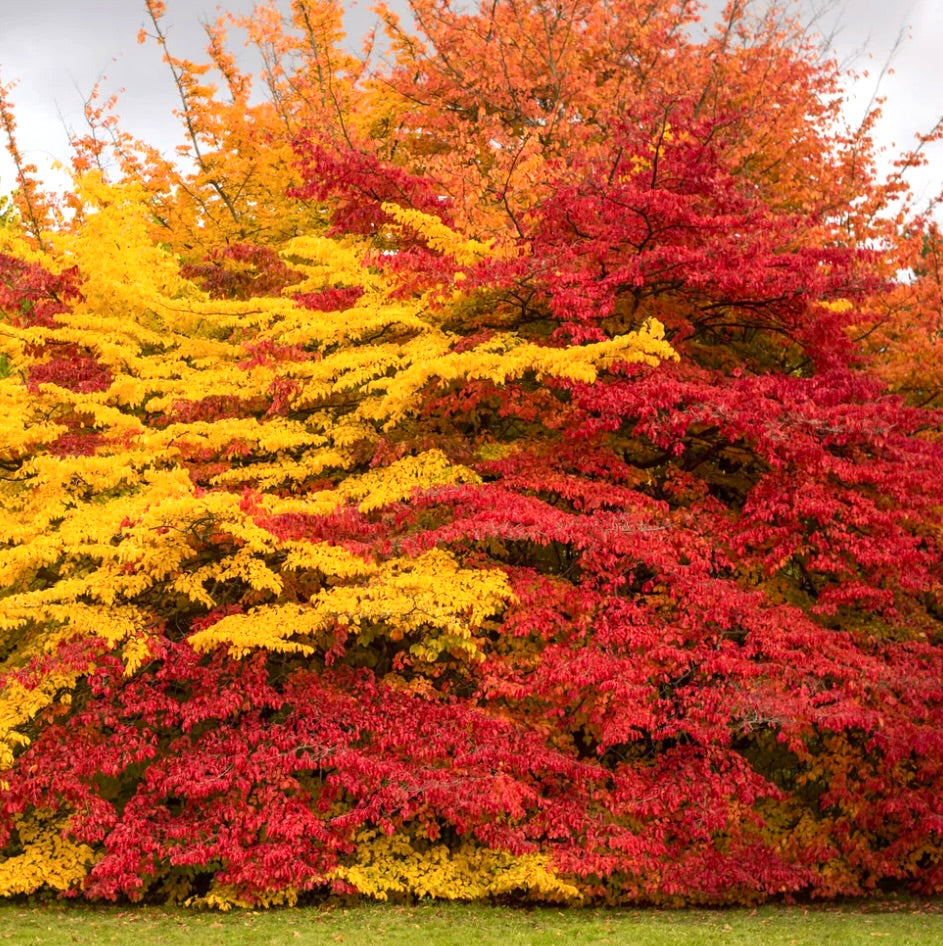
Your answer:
0,0 -> 940,906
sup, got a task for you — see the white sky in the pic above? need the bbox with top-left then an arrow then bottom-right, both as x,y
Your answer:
0,0 -> 940,213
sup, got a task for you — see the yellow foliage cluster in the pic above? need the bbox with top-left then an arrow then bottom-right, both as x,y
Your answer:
381,204 -> 499,266
0,812 -> 98,896
330,829 -> 579,903
188,548 -> 514,663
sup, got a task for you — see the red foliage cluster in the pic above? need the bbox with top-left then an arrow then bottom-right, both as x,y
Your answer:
180,244 -> 303,300
0,256 -> 81,328
26,345 -> 112,394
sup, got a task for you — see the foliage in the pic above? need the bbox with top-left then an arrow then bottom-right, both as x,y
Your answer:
0,0 -> 940,907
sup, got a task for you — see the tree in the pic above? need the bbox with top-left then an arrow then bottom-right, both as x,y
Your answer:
0,0 -> 940,906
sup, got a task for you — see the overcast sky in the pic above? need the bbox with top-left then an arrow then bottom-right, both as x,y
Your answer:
0,0 -> 940,211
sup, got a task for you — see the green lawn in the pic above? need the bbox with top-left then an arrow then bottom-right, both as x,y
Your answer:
1,900 -> 941,945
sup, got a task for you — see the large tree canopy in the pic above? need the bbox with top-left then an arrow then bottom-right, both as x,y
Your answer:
0,0 -> 940,907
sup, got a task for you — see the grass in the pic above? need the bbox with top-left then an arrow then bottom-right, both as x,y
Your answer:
0,899 -> 941,945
